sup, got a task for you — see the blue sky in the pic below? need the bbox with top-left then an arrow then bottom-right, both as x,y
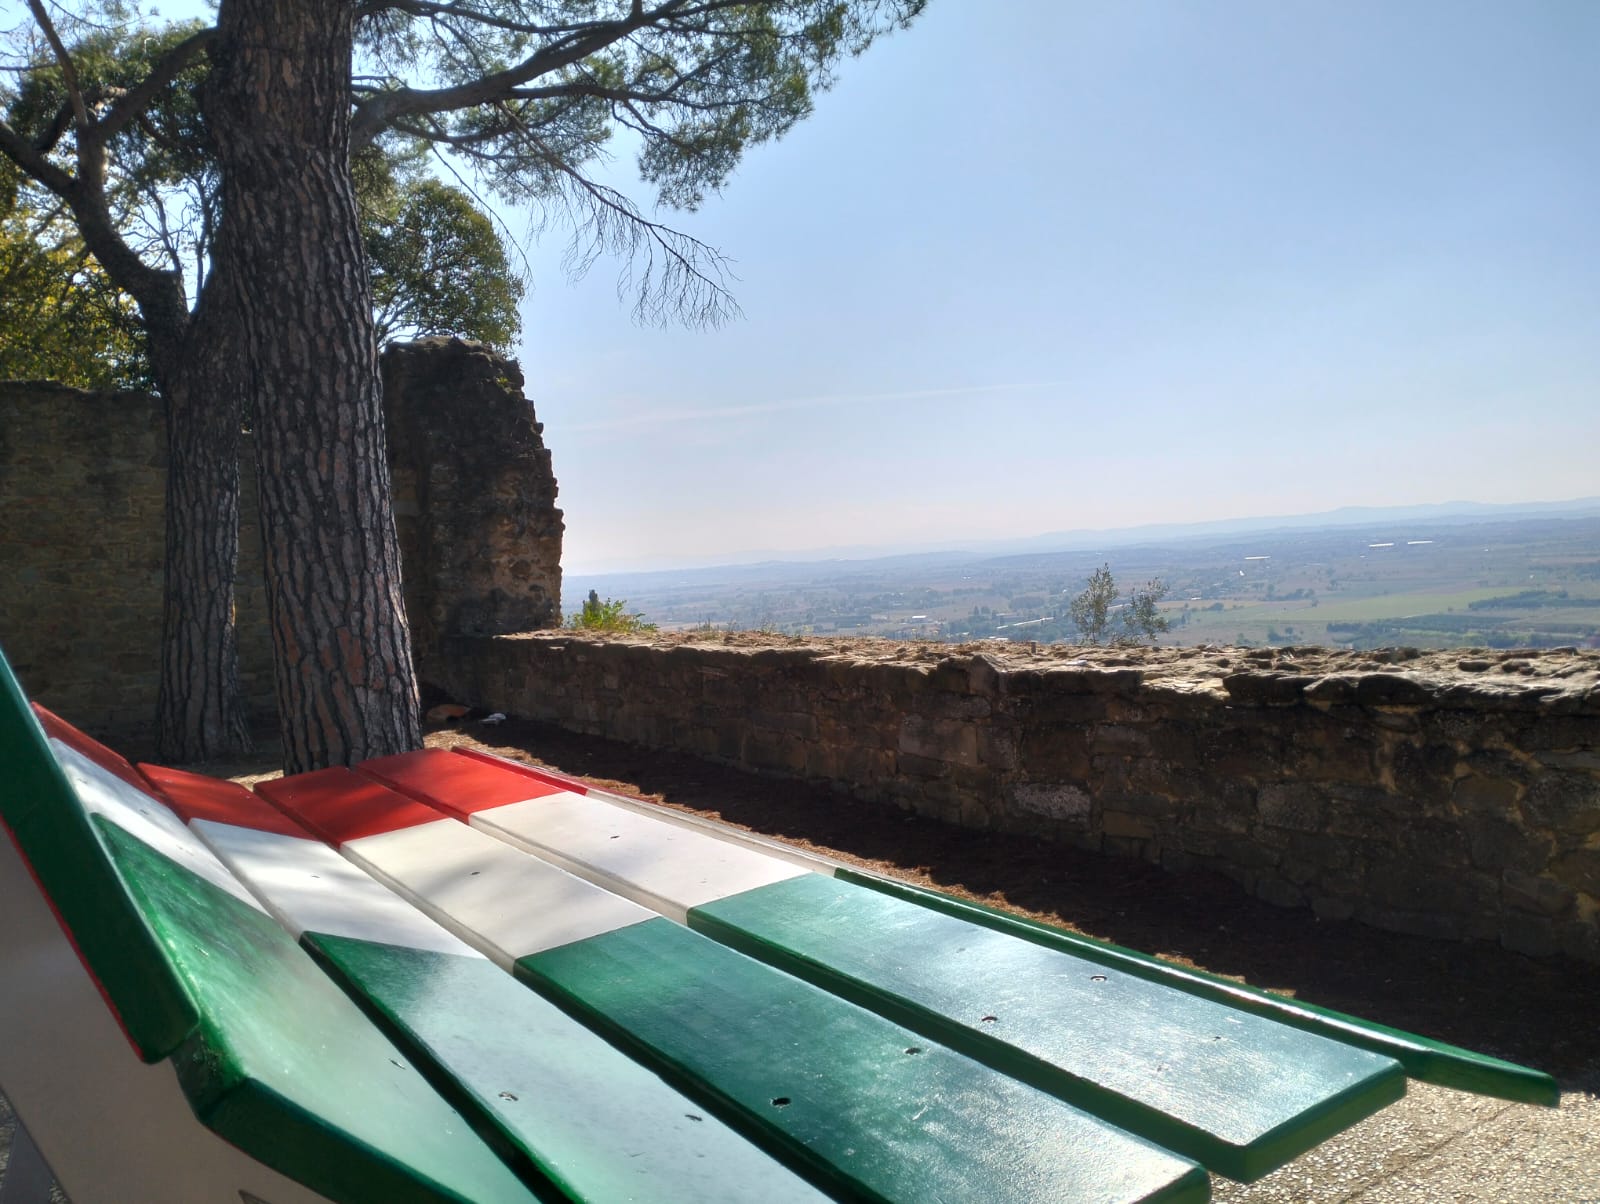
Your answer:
513,1 -> 1598,571
11,1 -> 1597,573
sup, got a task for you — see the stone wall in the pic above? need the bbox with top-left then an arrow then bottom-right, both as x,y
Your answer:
438,632 -> 1600,962
383,339 -> 563,685
0,339 -> 561,750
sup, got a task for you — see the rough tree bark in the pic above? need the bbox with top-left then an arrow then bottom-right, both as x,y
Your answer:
151,297 -> 251,763
49,139 -> 252,765
204,0 -> 421,772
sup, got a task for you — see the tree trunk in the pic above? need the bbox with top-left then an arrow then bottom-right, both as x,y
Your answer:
152,298 -> 252,763
62,159 -> 252,764
205,0 -> 421,773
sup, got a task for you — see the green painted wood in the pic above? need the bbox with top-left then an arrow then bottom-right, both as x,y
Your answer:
840,868 -> 1560,1107
92,818 -> 539,1204
311,933 -> 831,1204
519,916 -> 1209,1204
0,647 -> 197,1060
692,874 -> 1404,1181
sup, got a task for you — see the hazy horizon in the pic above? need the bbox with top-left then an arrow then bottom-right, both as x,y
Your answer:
564,492 -> 1600,577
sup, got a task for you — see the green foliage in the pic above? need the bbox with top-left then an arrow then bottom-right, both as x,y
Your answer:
0,163 -> 148,388
1070,564 -> 1171,646
360,159 -> 524,351
1122,578 -> 1172,644
354,0 -> 926,326
5,18 -> 215,294
1069,565 -> 1117,644
566,590 -> 657,634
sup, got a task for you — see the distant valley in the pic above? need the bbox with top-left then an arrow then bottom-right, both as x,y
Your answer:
565,500 -> 1600,651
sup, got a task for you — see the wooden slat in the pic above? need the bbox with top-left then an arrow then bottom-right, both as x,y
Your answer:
449,747 -> 838,873
0,822 -> 332,1204
363,750 -> 808,921
691,874 -> 1405,1181
522,916 -> 1209,1204
448,744 -> 1557,1110
258,769 -> 656,964
842,868 -> 1562,1106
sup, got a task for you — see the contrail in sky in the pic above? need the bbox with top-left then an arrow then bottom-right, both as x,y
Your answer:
566,380 -> 1062,433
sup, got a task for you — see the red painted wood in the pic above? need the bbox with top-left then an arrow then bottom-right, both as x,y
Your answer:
31,705 -> 149,795
140,764 -> 310,837
451,747 -> 594,797
258,768 -> 442,845
360,749 -> 566,820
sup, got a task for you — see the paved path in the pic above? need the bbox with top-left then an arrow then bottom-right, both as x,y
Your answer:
5,1069 -> 1595,1202
1216,1069 -> 1599,1203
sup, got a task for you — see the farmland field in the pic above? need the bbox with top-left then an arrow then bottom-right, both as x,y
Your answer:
569,508 -> 1600,652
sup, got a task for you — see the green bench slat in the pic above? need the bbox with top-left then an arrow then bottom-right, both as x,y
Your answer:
91,817 -> 539,1204
519,915 -> 1210,1204
0,659 -> 198,1059
691,874 -> 1404,1181
840,868 -> 1560,1106
311,935 -> 831,1204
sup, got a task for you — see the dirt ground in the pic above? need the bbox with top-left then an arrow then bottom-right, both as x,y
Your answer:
411,714 -> 1600,1088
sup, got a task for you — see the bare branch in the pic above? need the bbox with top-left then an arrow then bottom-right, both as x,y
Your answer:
498,107 -> 739,328
351,0 -> 702,146
24,0 -> 90,131
0,116 -> 75,194
356,1 -> 640,39
504,81 -> 727,112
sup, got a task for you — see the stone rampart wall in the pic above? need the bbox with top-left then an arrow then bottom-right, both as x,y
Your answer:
0,339 -> 561,750
439,632 -> 1600,962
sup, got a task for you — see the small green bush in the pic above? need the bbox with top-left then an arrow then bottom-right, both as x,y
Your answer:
566,590 -> 658,633
1070,564 -> 1170,645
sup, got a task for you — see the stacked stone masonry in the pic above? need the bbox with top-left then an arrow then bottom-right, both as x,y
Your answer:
0,339 -> 561,748
438,633 -> 1600,964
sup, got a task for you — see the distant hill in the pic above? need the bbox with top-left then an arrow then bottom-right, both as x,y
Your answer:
567,496 -> 1600,589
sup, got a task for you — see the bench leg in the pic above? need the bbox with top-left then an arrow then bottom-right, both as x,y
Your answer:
0,1110 -> 59,1204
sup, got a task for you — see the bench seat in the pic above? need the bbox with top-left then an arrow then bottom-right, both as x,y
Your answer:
0,646 -> 1558,1203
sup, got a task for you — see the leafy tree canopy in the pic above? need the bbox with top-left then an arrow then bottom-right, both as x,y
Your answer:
351,0 -> 928,325
1,21 -> 523,383
358,148 -> 524,350
0,157 -> 146,387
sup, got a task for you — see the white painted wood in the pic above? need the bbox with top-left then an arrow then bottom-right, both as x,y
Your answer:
468,792 -> 808,922
47,742 -> 265,913
343,820 -> 654,967
192,825 -> 830,1204
464,752 -> 844,875
0,826 -> 330,1204
191,820 -> 480,958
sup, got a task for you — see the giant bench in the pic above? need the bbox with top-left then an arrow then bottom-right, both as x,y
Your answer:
0,644 -> 1558,1202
